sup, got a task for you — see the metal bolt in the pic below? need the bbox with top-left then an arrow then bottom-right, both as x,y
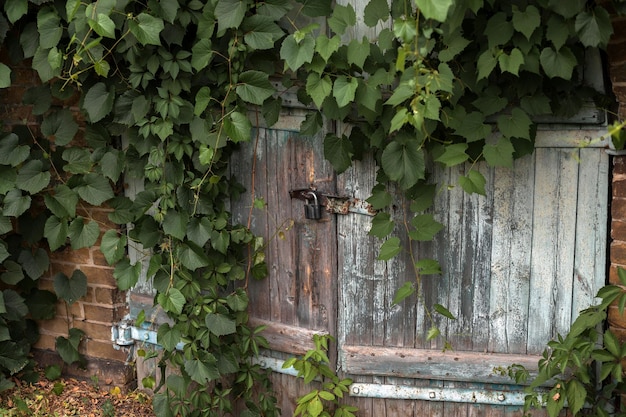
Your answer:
497,393 -> 506,402
143,332 -> 150,341
429,391 -> 436,399
352,386 -> 360,395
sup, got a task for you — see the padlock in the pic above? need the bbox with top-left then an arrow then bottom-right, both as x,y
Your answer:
304,192 -> 322,220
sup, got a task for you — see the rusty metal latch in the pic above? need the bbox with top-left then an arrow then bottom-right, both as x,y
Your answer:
289,188 -> 377,217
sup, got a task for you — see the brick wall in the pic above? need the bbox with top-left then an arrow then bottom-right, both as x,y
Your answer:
608,13 -> 626,344
0,55 -> 133,388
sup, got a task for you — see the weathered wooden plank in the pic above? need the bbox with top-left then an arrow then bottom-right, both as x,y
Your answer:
572,148 -> 608,317
248,318 -> 328,355
341,345 -> 540,384
527,148 -> 578,353
489,156 -> 534,354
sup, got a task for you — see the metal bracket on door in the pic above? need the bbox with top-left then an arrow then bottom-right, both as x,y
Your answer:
289,188 -> 377,217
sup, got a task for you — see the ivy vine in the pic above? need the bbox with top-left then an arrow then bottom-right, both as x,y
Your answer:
0,0 -> 622,416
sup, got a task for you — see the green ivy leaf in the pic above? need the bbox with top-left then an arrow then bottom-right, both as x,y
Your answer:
381,136 -> 425,190
484,137 -> 515,168
129,13 -> 164,45
82,82 -> 114,123
162,210 -> 189,241
205,313 -> 237,336
315,35 -> 340,63
435,143 -> 468,167
540,46 -> 577,79
223,111 -> 251,143
157,288 -> 186,315
438,34 -> 470,62
280,34 -> 314,71
392,281 -> 415,305
17,248 -> 49,280
295,0 -> 332,17
306,73 -> 332,108
377,237 -> 401,261
68,217 -> 99,250
157,324 -> 182,353
409,214 -> 444,241
0,166 -> 16,195
236,71 -> 274,105
75,173 -> 114,205
5,0 -> 28,23
498,48 -> 524,75
44,216 -> 69,252
177,242 -> 210,271
546,15 -> 569,50
184,357 -> 220,384
62,148 -> 92,174
477,49 -> 498,80
366,185 -> 392,210
54,270 -> 87,305
242,15 -> 284,50
99,149 -> 124,182
328,4 -> 356,35
426,326 -> 441,341
0,133 -> 30,167
3,190 -> 31,217
565,380 -> 586,416
215,0 -> 248,32
434,303 -> 456,320
0,216 -> 11,235
191,39 -> 213,71
485,12 -> 513,48
347,38 -> 370,70
512,5 -> 540,40
415,258 -> 442,275
44,185 -> 78,218
459,170 -> 486,195
369,213 -> 394,238
88,13 -> 115,38
187,217 -> 212,247
41,109 -> 78,146
24,289 -> 57,320
0,261 -> 24,285
364,0 -> 389,27
415,0 -> 453,22
100,230 -> 126,265
496,108 -> 532,140
575,8 -> 613,48
323,134 -> 353,174
37,7 -> 62,49
113,259 -> 141,291
549,0 -> 585,19
333,76 -> 358,109
226,290 -> 249,312
16,160 -> 50,194
0,64 -> 10,89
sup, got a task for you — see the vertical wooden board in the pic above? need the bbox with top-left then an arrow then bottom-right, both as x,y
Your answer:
467,162 -> 495,353
489,156 -> 534,354
572,148 -> 608,317
337,157 -> 382,350
527,148 -> 578,353
232,125 -> 337,336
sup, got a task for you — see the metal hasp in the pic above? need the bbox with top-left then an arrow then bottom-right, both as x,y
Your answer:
289,188 -> 377,217
303,191 -> 322,220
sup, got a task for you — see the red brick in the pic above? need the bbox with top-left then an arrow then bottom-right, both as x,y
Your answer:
49,246 -> 92,265
73,321 -> 115,342
38,317 -> 72,336
83,304 -> 117,323
612,199 -> 626,222
614,157 -> 626,175
611,327 -> 626,344
79,266 -> 116,287
612,220 -> 626,239
33,334 -> 57,351
94,287 -> 126,305
91,247 -> 111,266
81,340 -> 128,362
608,305 -> 626,328
611,240 -> 626,264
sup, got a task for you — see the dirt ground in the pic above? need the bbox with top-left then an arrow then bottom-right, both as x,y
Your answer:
0,373 -> 155,417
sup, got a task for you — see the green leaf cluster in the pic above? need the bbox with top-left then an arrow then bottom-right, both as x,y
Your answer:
284,335 -> 358,417
513,268 -> 626,417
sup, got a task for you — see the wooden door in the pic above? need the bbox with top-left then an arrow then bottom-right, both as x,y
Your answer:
336,130 -> 608,416
230,108 -> 339,414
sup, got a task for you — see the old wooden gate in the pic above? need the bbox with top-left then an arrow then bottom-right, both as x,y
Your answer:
229,97 -> 609,416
